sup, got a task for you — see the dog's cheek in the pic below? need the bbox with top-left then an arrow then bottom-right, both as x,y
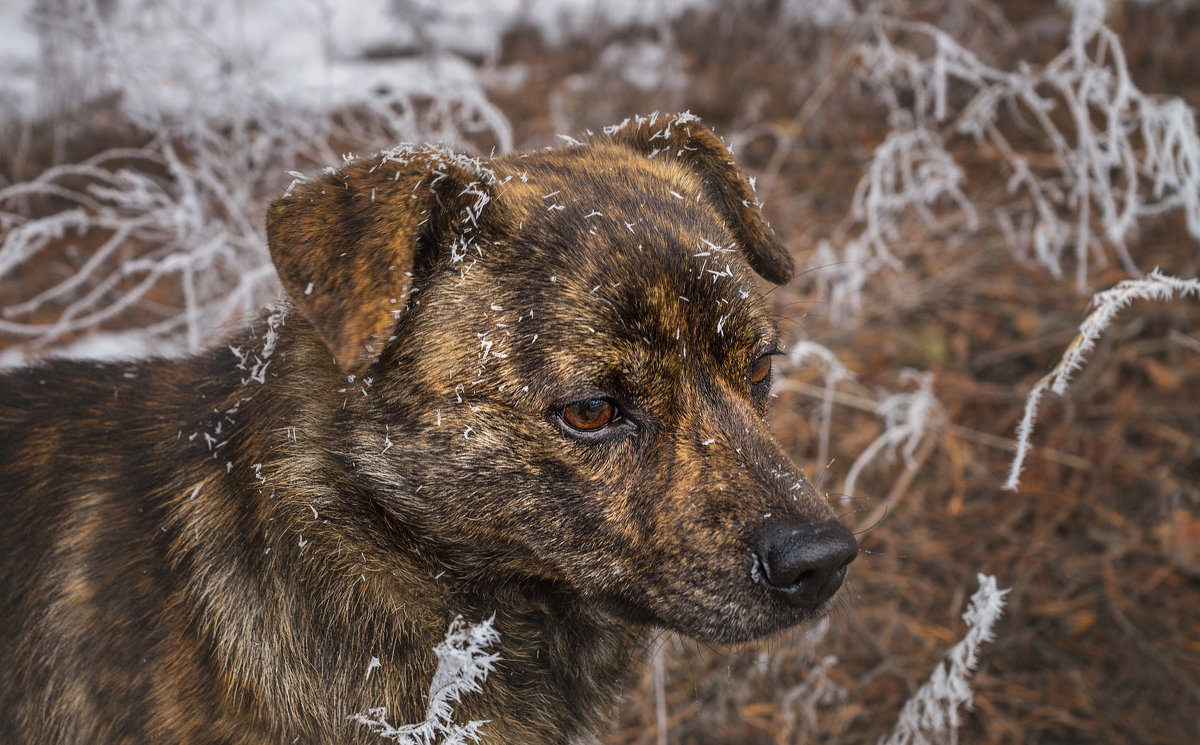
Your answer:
406,402 -> 636,553
555,452 -> 739,613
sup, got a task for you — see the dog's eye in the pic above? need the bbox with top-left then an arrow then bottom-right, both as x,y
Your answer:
560,398 -> 618,432
749,354 -> 772,386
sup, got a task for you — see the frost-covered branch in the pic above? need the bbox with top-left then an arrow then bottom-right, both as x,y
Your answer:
880,574 -> 1010,745
1004,269 -> 1200,490
785,340 -> 855,467
843,370 -> 941,500
350,615 -> 500,745
815,0 -> 1200,318
1,0 -> 510,360
777,618 -> 847,741
811,126 -> 977,324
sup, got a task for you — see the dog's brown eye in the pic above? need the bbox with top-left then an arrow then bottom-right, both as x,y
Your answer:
561,399 -> 617,432
750,355 -> 772,385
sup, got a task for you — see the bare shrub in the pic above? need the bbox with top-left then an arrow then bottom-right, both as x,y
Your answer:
1,0 -> 510,361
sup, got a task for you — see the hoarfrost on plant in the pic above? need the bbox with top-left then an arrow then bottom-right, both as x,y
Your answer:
351,615 -> 500,745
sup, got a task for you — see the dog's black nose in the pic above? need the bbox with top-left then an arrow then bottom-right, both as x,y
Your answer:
755,519 -> 858,609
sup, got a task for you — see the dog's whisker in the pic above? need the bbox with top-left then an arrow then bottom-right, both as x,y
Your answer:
852,504 -> 890,535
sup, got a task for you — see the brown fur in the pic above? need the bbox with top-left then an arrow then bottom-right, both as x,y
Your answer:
0,114 -> 852,744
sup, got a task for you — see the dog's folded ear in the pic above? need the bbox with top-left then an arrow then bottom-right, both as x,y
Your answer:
605,113 -> 794,285
266,147 -> 491,375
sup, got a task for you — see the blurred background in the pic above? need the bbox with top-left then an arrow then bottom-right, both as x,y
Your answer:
1,0 -> 1198,742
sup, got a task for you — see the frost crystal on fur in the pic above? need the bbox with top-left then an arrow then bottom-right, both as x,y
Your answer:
880,574 -> 1009,745
1004,270 -> 1200,490
351,616 -> 500,745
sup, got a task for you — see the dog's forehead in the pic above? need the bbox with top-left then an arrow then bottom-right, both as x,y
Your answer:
482,145 -> 776,355
491,144 -> 714,231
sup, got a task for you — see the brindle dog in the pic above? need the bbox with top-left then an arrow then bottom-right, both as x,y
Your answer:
0,113 -> 857,744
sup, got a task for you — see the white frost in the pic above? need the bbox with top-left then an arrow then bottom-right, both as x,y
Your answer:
879,574 -> 1010,745
1004,270 -> 1200,489
350,615 -> 500,745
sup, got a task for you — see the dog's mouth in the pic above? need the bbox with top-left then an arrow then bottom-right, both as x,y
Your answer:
604,542 -> 853,645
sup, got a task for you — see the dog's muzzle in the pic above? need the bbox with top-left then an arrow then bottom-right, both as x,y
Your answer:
753,519 -> 858,610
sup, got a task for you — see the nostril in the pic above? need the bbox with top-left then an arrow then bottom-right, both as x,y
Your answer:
755,518 -> 858,609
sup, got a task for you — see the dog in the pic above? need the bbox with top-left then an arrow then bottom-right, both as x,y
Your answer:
0,113 -> 857,744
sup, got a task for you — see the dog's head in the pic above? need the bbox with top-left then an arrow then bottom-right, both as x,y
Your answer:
266,114 -> 856,643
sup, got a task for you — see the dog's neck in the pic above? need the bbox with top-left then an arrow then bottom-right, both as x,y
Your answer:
156,314 -> 649,743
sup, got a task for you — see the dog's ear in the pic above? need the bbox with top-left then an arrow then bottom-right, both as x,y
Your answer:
605,113 -> 794,285
267,148 -> 490,375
